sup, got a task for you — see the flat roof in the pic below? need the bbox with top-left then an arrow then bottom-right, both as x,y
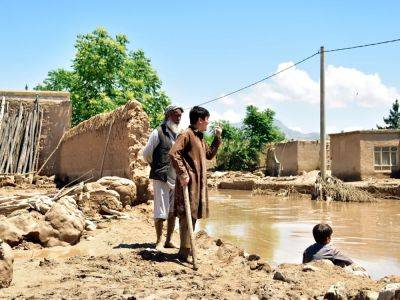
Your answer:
0,90 -> 70,98
329,129 -> 400,136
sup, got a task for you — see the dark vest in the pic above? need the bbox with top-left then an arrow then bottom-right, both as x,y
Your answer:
149,124 -> 175,182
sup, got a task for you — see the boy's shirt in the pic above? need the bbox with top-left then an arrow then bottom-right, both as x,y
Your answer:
303,243 -> 353,267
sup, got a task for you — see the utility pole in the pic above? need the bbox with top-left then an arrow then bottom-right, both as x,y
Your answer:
320,46 -> 326,181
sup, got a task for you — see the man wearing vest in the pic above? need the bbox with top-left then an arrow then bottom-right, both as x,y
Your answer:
143,105 -> 184,251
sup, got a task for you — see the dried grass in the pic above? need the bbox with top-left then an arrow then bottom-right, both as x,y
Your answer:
321,178 -> 376,203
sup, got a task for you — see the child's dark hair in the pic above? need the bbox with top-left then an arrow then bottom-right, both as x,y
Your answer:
189,106 -> 210,125
313,223 -> 333,244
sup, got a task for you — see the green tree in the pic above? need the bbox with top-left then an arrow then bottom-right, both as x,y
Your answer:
210,106 -> 284,171
378,99 -> 400,129
35,28 -> 170,127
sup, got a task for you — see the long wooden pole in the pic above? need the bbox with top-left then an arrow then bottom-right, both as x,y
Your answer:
183,185 -> 198,270
320,46 -> 326,181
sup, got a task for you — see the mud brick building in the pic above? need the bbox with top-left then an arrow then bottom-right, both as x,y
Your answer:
330,130 -> 400,181
55,100 -> 150,184
266,140 -> 326,176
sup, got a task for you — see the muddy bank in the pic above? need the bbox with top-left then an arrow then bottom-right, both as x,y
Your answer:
208,170 -> 400,199
0,201 -> 399,299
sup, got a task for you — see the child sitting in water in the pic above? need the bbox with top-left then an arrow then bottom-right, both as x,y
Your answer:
303,223 -> 353,267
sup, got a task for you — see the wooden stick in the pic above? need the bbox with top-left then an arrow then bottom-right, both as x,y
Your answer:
5,105 -> 24,173
0,96 -> 5,128
33,109 -> 43,171
17,112 -> 33,173
28,100 -> 39,172
0,113 -> 18,172
183,185 -> 198,270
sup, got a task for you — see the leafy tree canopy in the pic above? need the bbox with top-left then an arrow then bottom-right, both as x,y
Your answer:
378,99 -> 400,129
208,106 -> 284,171
35,28 -> 170,127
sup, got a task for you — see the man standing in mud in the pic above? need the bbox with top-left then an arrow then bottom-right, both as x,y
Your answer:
169,106 -> 222,262
143,105 -> 184,250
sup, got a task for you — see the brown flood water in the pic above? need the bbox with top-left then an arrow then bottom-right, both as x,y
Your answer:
198,189 -> 400,279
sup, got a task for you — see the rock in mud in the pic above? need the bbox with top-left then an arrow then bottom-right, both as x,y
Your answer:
77,188 -> 122,217
96,176 -> 137,206
85,220 -> 97,231
324,282 -> 347,300
216,242 -> 241,263
344,264 -> 370,278
45,196 -> 85,246
355,290 -> 379,300
378,283 -> 400,300
29,195 -> 54,214
0,241 -> 13,288
0,211 -> 55,246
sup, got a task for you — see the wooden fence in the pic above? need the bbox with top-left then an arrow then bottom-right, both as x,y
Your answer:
0,96 -> 43,174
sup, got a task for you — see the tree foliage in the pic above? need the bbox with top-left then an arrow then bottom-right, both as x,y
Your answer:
35,28 -> 170,127
378,99 -> 400,129
210,106 -> 284,171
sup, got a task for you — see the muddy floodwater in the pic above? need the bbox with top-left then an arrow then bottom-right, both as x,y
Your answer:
199,189 -> 400,279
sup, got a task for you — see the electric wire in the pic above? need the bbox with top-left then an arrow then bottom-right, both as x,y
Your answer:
186,37 -> 400,109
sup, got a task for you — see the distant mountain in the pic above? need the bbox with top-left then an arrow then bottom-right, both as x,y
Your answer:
273,119 -> 319,141
231,119 -> 319,141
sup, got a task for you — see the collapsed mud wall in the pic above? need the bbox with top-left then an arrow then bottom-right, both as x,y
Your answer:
56,100 -> 151,199
1,90 -> 71,175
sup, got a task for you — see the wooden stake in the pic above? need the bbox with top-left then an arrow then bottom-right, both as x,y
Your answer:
183,185 -> 198,270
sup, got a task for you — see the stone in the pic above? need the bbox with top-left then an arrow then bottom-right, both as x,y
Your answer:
324,282 -> 347,300
355,290 -> 379,300
215,238 -> 223,246
249,261 -> 258,270
272,270 -> 295,283
0,176 -> 15,187
0,211 -> 56,246
216,242 -> 241,264
344,264 -> 370,278
0,242 -> 13,288
29,195 -> 54,214
97,176 -> 137,206
77,188 -> 122,217
260,261 -> 273,273
45,196 -> 85,246
302,264 -> 320,272
248,254 -> 261,261
378,283 -> 400,300
85,220 -> 97,231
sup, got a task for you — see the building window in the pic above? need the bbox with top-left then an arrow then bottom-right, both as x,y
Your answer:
374,146 -> 397,171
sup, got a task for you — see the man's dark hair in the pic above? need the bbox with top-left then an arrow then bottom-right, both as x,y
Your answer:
189,106 -> 210,125
312,223 -> 333,244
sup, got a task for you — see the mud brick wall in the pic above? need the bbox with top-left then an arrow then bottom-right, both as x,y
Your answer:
1,90 -> 71,175
56,100 -> 150,183
330,130 -> 400,181
273,140 -> 321,176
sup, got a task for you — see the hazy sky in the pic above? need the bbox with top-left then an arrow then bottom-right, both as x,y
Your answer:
1,1 -> 399,133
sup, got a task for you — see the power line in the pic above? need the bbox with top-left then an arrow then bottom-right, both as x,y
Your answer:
187,51 -> 319,109
187,37 -> 400,109
325,37 -> 400,53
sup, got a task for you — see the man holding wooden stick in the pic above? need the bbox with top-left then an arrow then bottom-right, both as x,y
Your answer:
169,106 -> 222,263
143,105 -> 184,251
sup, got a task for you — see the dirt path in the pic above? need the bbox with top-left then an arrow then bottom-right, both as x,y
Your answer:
0,202 -> 397,299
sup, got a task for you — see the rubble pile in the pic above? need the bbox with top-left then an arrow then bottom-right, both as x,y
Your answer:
0,176 -> 139,249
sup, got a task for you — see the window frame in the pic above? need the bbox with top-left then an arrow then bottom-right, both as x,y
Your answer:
373,146 -> 398,172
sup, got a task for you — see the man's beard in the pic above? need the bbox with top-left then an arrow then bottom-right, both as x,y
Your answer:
166,120 -> 179,134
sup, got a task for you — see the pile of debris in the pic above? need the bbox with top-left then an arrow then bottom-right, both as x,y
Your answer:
313,174 -> 375,202
0,176 -> 139,248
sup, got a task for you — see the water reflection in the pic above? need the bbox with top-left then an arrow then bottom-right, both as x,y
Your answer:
198,189 -> 400,279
